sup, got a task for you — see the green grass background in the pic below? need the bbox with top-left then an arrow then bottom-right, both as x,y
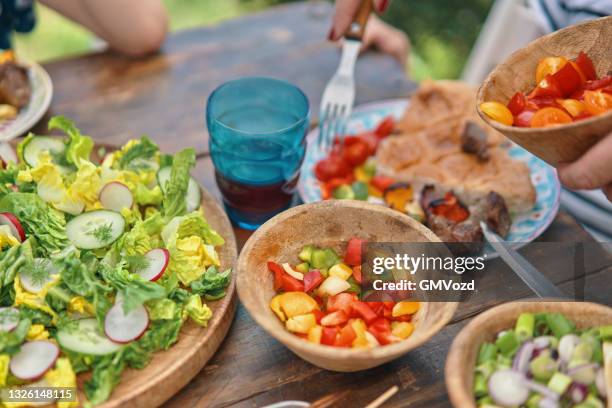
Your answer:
12,0 -> 494,80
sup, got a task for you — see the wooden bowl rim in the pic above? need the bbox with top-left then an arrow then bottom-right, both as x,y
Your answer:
476,15 -> 612,134
445,299 -> 612,408
237,200 -> 459,361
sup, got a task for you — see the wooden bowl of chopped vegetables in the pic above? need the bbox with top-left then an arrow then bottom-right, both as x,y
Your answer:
445,301 -> 612,408
477,16 -> 612,166
236,200 -> 458,372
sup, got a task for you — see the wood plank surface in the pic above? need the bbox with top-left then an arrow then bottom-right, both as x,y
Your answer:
33,2 -> 611,407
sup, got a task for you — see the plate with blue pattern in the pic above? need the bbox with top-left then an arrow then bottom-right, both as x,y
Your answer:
298,99 -> 561,245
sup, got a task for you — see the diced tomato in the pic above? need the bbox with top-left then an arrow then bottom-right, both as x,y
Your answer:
574,51 -> 597,81
583,90 -> 612,116
320,310 -> 349,326
531,107 -> 573,128
345,133 -> 378,156
268,261 -> 285,291
279,273 -> 304,292
325,175 -> 355,192
374,116 -> 395,138
352,265 -> 362,284
321,327 -> 338,346
529,75 -> 562,99
342,140 -> 370,166
507,92 -> 526,115
334,324 -> 357,347
313,309 -> 324,324
514,110 -> 535,127
367,318 -> 394,345
370,175 -> 395,193
315,155 -> 351,182
585,75 -> 612,91
551,62 -> 583,97
344,237 -> 365,266
326,293 -> 355,315
350,301 -> 378,324
303,270 -> 324,293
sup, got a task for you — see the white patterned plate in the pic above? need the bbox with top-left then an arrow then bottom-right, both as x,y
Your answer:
298,99 -> 561,246
0,61 -> 53,141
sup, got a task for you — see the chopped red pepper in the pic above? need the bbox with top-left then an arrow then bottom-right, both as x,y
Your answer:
585,75 -> 612,91
374,116 -> 395,138
370,175 -> 395,193
575,51 -> 597,81
334,324 -> 357,347
303,270 -> 324,293
350,301 -> 378,324
344,237 -> 365,266
507,92 -> 526,115
352,265 -> 362,284
321,310 -> 349,326
313,309 -> 324,324
529,74 -> 562,99
268,261 -> 285,291
279,273 -> 304,292
429,192 -> 469,223
326,293 -> 355,315
551,62 -> 583,97
367,318 -> 394,345
321,327 -> 338,346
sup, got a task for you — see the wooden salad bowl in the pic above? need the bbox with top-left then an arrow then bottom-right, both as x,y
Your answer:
445,301 -> 612,408
477,16 -> 612,166
236,200 -> 458,372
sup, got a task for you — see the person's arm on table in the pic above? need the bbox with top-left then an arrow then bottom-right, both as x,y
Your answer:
40,0 -> 168,57
558,131 -> 612,202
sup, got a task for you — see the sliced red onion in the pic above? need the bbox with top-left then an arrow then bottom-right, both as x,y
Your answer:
538,398 -> 559,408
488,369 -> 529,407
567,362 -> 598,385
513,341 -> 535,373
558,334 -> 580,362
533,336 -> 552,350
523,379 -> 560,401
595,367 -> 607,398
568,382 -> 588,404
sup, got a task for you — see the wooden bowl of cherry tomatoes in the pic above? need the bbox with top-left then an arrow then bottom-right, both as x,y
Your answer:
477,16 -> 612,166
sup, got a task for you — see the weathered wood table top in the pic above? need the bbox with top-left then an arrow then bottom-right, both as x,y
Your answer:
34,2 -> 612,407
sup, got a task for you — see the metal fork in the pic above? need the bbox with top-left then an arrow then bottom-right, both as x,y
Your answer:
317,0 -> 373,152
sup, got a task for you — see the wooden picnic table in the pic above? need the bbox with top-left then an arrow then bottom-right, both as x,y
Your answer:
33,2 -> 612,407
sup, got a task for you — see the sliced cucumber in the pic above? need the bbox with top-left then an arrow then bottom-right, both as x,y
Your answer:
66,210 -> 125,249
157,167 -> 201,213
22,136 -> 66,168
57,318 -> 121,355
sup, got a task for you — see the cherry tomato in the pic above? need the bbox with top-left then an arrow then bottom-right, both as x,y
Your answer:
315,155 -> 351,181
342,140 -> 370,166
583,90 -> 612,116
551,62 -> 583,97
514,110 -> 535,127
574,51 -> 597,81
507,92 -> 526,115
479,102 -> 513,126
370,175 -> 395,193
345,133 -> 378,156
535,57 -> 568,84
530,107 -> 573,128
557,99 -> 585,117
374,116 -> 395,138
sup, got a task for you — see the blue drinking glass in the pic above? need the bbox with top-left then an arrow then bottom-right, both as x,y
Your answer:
206,77 -> 310,230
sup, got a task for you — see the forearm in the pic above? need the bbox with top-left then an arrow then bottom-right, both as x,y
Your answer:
40,0 -> 168,56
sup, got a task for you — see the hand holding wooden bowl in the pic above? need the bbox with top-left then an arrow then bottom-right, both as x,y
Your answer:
477,16 -> 612,166
445,301 -> 612,408
236,200 -> 458,372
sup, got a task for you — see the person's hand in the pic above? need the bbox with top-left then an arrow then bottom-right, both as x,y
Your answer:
329,0 -> 409,68
557,131 -> 612,201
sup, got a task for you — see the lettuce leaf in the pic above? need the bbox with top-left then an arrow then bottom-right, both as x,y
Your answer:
162,148 -> 195,219
190,266 -> 231,301
84,352 -> 125,407
0,193 -> 69,256
0,319 -> 31,355
117,136 -> 158,170
100,263 -> 166,313
175,212 -> 224,247
183,294 -> 212,326
48,115 -> 94,168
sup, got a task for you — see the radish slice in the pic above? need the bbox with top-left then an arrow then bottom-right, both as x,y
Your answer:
0,307 -> 19,332
104,302 -> 149,344
9,341 -> 59,380
0,142 -> 17,164
0,212 -> 25,242
19,258 -> 57,294
488,369 -> 529,407
134,248 -> 169,281
99,182 -> 133,212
